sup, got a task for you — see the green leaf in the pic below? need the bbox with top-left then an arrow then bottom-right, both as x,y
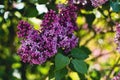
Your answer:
78,73 -> 87,80
55,53 -> 69,71
90,69 -> 101,80
38,0 -> 48,4
85,4 -> 94,11
110,1 -> 120,12
55,68 -> 68,80
102,1 -> 110,10
71,59 -> 88,74
69,61 -> 76,72
66,76 -> 72,80
85,14 -> 95,27
49,65 -> 55,80
24,5 -> 38,17
29,0 -> 38,3
79,46 -> 91,55
71,48 -> 88,60
46,0 -> 56,10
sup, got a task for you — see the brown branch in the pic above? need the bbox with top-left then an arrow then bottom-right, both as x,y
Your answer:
90,53 -> 110,61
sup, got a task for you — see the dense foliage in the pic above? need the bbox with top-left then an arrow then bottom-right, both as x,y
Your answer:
0,0 -> 120,80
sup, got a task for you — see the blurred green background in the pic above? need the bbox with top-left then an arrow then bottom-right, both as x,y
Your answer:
0,0 -> 120,80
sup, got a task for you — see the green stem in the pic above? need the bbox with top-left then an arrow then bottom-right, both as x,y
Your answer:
106,56 -> 120,80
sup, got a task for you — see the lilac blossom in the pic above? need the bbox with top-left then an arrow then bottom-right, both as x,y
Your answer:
68,0 -> 87,5
18,39 -> 47,64
17,23 -> 58,64
114,23 -> 120,52
17,20 -> 31,38
58,5 -> 78,31
90,0 -> 108,7
112,73 -> 120,80
41,4 -> 79,52
68,0 -> 108,8
41,9 -> 57,28
56,5 -> 78,52
17,5 -> 78,64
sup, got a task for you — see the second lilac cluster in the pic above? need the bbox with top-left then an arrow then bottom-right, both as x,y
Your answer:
90,0 -> 108,7
112,73 -> 120,80
114,23 -> 120,52
68,0 -> 108,7
17,5 -> 78,64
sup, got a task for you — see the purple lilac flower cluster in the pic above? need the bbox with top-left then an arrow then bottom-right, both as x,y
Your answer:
112,73 -> 120,80
90,0 -> 108,7
114,23 -> 120,52
17,5 -> 78,64
17,21 -> 48,64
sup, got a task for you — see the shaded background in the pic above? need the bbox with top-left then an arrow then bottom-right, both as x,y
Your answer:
0,0 -> 120,80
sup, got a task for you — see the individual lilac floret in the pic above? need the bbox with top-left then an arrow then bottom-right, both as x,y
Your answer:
90,0 -> 108,7
112,73 -> 120,80
114,23 -> 120,52
17,20 -> 31,38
